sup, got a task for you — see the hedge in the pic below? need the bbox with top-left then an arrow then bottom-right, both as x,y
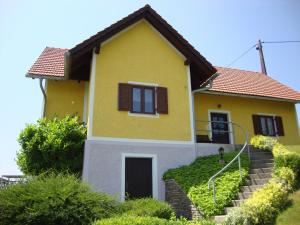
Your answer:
0,173 -> 120,225
163,151 -> 249,217
93,216 -> 216,225
120,198 -> 174,219
224,136 -> 300,225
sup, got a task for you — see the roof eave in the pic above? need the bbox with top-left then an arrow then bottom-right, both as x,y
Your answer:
26,73 -> 67,80
205,90 -> 300,104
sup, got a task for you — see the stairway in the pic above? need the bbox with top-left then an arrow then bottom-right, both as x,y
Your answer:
214,147 -> 274,224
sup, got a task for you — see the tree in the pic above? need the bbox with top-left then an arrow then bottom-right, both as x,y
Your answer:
17,116 -> 87,175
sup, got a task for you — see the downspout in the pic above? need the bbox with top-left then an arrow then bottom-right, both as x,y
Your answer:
39,78 -> 47,118
192,72 -> 220,153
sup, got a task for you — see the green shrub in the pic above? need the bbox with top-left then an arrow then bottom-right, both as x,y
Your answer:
0,173 -> 120,225
273,143 -> 300,173
120,198 -> 174,219
93,216 -> 215,225
223,207 -> 250,225
163,151 -> 249,217
93,216 -> 183,225
243,181 -> 288,225
17,116 -> 86,175
273,167 -> 296,191
250,135 -> 278,150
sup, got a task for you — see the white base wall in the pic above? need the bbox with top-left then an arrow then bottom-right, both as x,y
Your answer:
196,143 -> 235,157
82,140 -> 195,201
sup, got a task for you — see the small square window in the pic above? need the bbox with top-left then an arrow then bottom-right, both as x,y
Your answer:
131,86 -> 155,114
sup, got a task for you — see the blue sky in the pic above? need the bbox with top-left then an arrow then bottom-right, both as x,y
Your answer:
0,0 -> 299,174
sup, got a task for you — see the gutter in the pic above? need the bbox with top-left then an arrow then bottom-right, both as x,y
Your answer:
39,78 -> 47,118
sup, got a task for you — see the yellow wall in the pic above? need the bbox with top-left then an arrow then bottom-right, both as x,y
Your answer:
45,80 -> 85,121
92,20 -> 192,141
194,93 -> 300,145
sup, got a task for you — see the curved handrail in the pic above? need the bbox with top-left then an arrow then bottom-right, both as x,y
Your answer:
195,120 -> 249,203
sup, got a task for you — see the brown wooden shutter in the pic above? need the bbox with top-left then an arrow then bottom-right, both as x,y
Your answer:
275,116 -> 284,136
156,87 -> 168,114
118,83 -> 132,111
252,115 -> 262,135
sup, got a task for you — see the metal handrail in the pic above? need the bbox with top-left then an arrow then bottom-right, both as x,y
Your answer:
195,120 -> 249,203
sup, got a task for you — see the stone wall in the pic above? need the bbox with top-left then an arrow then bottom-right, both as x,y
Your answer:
165,179 -> 202,220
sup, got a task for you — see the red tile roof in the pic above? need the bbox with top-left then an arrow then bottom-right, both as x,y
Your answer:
27,47 -> 300,102
212,67 -> 300,102
27,47 -> 68,78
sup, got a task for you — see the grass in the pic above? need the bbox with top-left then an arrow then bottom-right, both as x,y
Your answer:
286,145 -> 300,155
163,151 -> 249,217
275,179 -> 300,225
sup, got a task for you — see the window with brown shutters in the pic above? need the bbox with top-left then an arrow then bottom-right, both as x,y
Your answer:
118,83 -> 168,115
252,114 -> 284,137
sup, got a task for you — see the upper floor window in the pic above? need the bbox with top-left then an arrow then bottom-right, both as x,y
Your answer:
118,83 -> 168,115
252,114 -> 284,136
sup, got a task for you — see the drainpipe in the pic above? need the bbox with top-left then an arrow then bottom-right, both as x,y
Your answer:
39,78 -> 47,118
192,72 -> 220,155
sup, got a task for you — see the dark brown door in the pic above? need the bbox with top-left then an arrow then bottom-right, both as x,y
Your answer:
211,113 -> 230,144
125,158 -> 152,199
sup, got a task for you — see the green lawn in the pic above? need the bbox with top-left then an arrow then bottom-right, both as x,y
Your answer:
275,180 -> 300,225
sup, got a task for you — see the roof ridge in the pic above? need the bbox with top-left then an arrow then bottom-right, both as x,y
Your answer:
45,46 -> 69,51
215,66 -> 263,75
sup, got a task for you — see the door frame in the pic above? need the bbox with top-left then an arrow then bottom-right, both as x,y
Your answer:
208,110 -> 234,144
121,153 -> 158,201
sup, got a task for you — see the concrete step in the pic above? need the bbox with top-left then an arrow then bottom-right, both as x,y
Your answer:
250,155 -> 273,160
251,162 -> 274,169
250,168 -> 273,174
214,215 -> 226,223
241,185 -> 263,192
247,178 -> 269,185
249,172 -> 272,179
232,199 -> 244,207
251,159 -> 274,164
238,191 -> 252,200
224,206 -> 237,215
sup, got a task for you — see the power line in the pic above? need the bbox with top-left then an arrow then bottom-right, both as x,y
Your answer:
262,40 -> 300,44
226,44 -> 257,67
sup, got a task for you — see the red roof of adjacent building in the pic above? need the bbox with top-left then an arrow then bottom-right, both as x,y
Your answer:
27,47 -> 300,103
212,67 -> 300,102
27,47 -> 68,78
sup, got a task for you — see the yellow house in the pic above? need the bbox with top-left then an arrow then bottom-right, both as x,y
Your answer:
26,5 -> 300,201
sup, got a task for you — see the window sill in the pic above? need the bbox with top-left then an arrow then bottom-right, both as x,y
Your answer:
128,112 -> 159,118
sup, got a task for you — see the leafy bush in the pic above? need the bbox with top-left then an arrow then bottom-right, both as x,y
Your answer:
242,181 -> 289,225
273,143 -> 300,173
163,151 -> 249,217
0,173 -> 119,225
223,207 -> 250,225
273,167 -> 296,191
250,135 -> 278,150
93,216 -> 215,225
120,198 -> 174,219
17,116 -> 86,175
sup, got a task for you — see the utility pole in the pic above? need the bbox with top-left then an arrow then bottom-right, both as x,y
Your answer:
256,39 -> 267,75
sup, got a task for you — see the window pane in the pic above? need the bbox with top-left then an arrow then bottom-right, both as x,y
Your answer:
260,117 -> 267,135
144,89 -> 154,113
132,88 -> 141,112
267,117 -> 275,136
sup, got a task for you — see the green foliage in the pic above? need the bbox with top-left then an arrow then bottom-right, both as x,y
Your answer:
273,167 -> 296,191
163,151 -> 249,217
17,116 -> 87,175
120,198 -> 174,219
223,207 -> 250,225
273,143 -> 300,174
242,181 -> 289,225
0,173 -> 120,225
93,216 -> 215,225
250,135 -> 278,151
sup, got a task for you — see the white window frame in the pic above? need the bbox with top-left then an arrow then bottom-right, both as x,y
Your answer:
208,110 -> 234,144
120,153 -> 158,201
